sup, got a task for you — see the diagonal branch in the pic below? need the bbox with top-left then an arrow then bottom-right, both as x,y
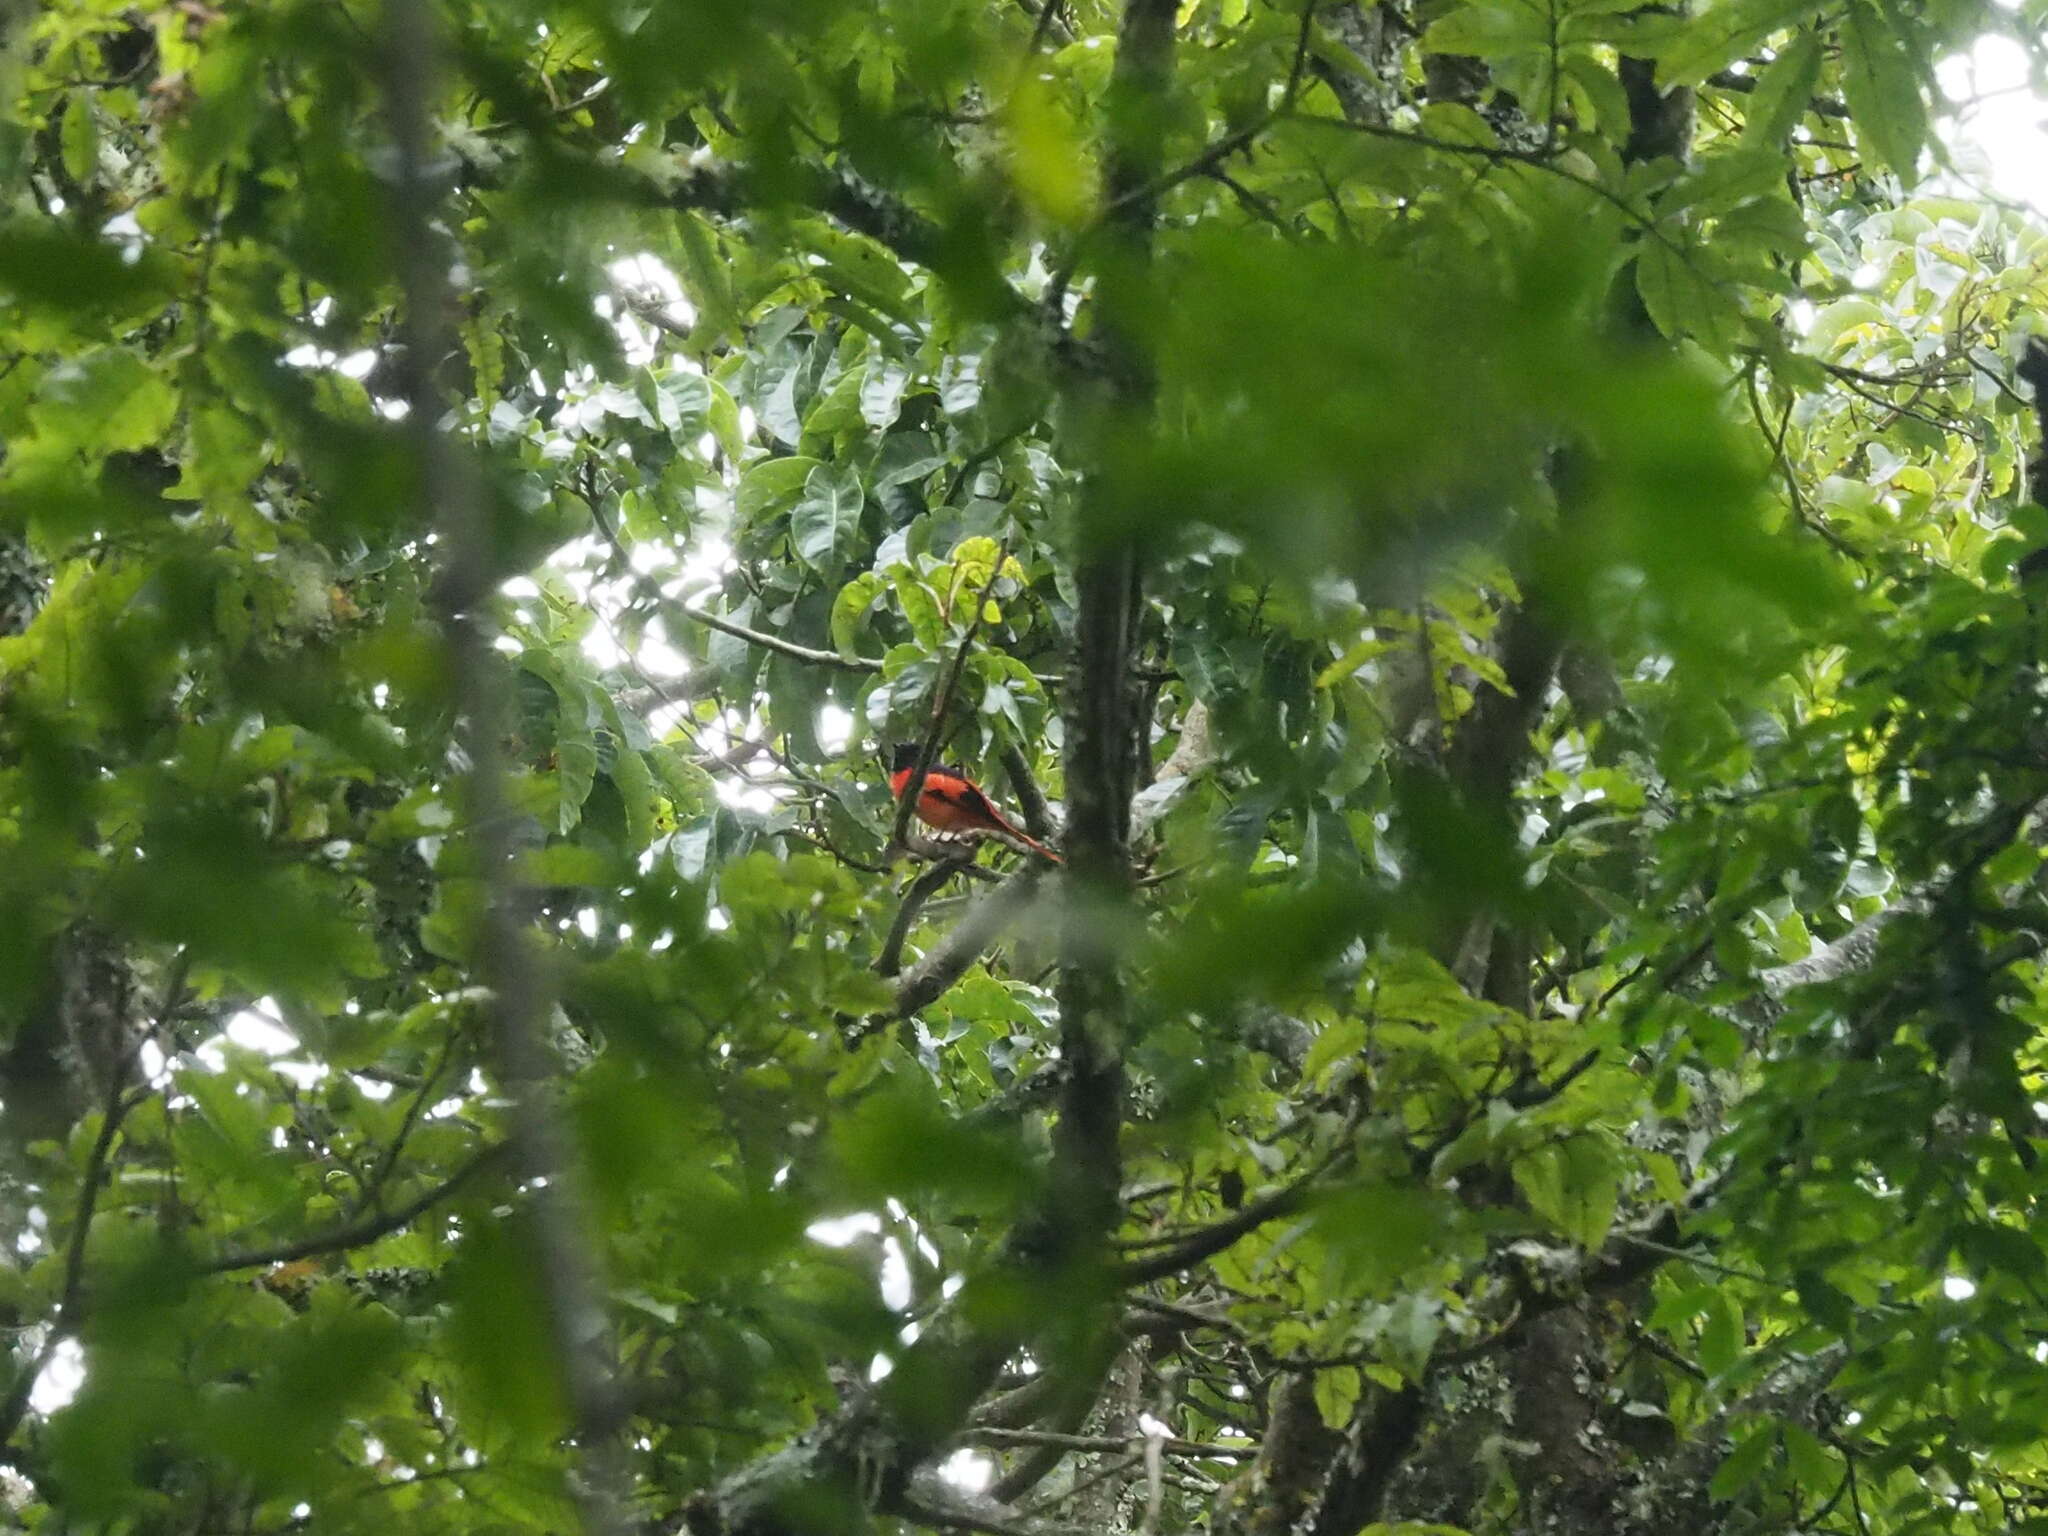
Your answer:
888,543 -> 1014,857
1114,1138 -> 1349,1285
206,1142 -> 515,1274
894,868 -> 1050,1015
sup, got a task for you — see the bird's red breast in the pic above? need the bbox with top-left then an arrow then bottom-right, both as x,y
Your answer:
888,750 -> 1060,862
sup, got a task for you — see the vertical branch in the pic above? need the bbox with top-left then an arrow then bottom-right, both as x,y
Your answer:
375,6 -> 630,1533
1048,0 -> 1177,1247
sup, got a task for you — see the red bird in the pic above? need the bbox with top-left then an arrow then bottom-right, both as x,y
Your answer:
889,743 -> 1061,863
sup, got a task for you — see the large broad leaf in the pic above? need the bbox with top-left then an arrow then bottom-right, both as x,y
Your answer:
791,462 -> 865,575
1738,32 -> 1822,150
1654,0 -> 1819,88
521,649 -> 601,834
1419,0 -> 1548,60
1837,0 -> 1928,183
736,455 -> 823,527
33,348 -> 178,454
1634,237 -> 1740,350
0,220 -> 180,328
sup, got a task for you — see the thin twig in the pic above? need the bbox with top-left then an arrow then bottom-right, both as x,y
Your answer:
207,1142 -> 514,1273
888,541 -> 1015,858
965,1426 -> 1257,1461
1024,0 -> 1068,52
588,490 -> 879,674
1280,110 -> 1691,259
349,1028 -> 459,1221
1282,0 -> 1320,109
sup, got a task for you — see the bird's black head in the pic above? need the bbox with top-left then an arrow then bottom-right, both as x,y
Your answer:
889,742 -> 920,773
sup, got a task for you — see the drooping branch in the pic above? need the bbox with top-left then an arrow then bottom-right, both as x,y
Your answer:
877,857 -> 976,979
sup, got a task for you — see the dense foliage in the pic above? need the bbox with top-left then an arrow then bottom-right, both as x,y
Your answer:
6,0 -> 2048,1532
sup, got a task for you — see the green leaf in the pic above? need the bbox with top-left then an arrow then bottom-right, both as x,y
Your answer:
831,571 -> 886,659
736,455 -> 823,527
1781,1423 -> 1836,1493
1634,238 -> 1737,349
36,348 -> 178,453
1313,1365 -> 1362,1429
524,651 -> 601,834
0,220 -> 179,324
802,364 -> 868,444
1708,1422 -> 1777,1500
1738,33 -> 1822,149
60,96 -> 98,186
606,731 -> 660,850
1699,1290 -> 1745,1375
890,566 -> 944,649
792,463 -> 865,574
861,360 -> 912,429
1837,0 -> 1928,183
1300,1016 -> 1366,1082
1512,1136 -> 1620,1250
1419,0 -> 1547,59
708,378 -> 746,461
1657,0 -> 1817,89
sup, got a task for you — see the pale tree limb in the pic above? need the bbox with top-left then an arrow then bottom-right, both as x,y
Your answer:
894,868 -> 1051,1015
378,5 -> 630,1531
1757,899 -> 1925,999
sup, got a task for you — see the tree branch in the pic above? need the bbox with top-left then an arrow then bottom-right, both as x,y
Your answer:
888,543 -> 1013,858
894,867 -> 1050,1015
898,1471 -> 1091,1536
206,1142 -> 515,1273
998,741 -> 1056,841
1757,899 -> 1923,999
877,857 -> 976,978
1115,1137 -> 1349,1285
379,6 -> 631,1530
0,951 -> 189,1450
965,1426 -> 1257,1462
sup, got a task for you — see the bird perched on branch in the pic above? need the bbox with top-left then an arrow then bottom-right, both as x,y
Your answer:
889,743 -> 1061,863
